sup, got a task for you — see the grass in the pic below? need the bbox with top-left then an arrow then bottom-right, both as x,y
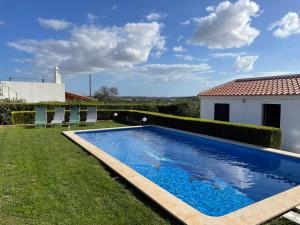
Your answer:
265,218 -> 296,225
0,121 -> 180,225
0,121 -> 296,225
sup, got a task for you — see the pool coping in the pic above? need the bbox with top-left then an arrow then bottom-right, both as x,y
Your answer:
63,125 -> 300,225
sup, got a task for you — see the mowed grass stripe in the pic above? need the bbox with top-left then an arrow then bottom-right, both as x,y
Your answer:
0,122 -> 178,225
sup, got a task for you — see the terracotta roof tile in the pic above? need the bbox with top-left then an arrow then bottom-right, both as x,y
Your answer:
199,74 -> 300,97
65,92 -> 93,101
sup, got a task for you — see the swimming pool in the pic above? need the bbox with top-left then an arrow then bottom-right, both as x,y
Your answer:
73,125 -> 300,217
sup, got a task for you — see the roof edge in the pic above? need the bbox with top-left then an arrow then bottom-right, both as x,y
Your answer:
235,74 -> 300,82
198,73 -> 300,97
198,80 -> 236,96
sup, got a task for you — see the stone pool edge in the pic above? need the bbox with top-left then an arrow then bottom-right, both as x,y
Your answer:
63,125 -> 300,225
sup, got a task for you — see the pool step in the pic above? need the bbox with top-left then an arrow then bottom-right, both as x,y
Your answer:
282,210 -> 300,224
295,205 -> 300,213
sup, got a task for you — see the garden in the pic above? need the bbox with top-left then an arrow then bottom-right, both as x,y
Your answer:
0,101 -> 295,225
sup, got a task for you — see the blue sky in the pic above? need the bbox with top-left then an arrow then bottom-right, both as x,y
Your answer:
1,0 -> 300,96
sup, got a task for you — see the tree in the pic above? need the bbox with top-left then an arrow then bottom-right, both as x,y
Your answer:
109,87 -> 119,99
94,86 -> 119,100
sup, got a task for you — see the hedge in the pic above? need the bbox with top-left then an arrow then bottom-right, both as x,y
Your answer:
11,110 -> 113,125
114,110 -> 281,148
11,110 -> 281,148
1,101 -> 199,125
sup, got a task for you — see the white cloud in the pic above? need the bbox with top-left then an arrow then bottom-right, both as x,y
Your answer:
87,13 -> 98,23
173,45 -> 186,53
0,20 -> 6,26
126,63 -> 211,82
11,58 -> 33,64
175,54 -> 209,62
206,6 -> 215,12
268,12 -> 300,38
200,58 -> 210,62
38,18 -> 72,30
146,12 -> 166,22
112,5 -> 117,10
210,52 -> 246,58
234,55 -> 258,72
231,71 -> 294,81
8,22 -> 166,74
190,0 -> 260,49
174,54 -> 194,61
250,71 -> 293,77
180,20 -> 191,25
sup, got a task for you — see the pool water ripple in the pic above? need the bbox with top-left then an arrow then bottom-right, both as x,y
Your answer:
77,126 -> 300,216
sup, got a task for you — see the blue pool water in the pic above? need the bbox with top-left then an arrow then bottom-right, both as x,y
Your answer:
76,126 -> 300,216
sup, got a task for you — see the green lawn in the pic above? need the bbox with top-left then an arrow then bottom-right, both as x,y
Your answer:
0,121 -> 295,225
0,121 -> 179,225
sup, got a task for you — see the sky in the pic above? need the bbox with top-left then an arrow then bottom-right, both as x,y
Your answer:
1,0 -> 300,96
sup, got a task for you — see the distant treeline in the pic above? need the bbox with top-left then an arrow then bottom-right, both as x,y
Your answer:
92,86 -> 199,104
100,96 -> 199,104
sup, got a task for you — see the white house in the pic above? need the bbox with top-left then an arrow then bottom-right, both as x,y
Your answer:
199,74 -> 300,153
0,66 -> 65,103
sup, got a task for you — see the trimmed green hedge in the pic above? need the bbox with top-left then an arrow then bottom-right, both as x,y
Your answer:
11,110 -> 281,148
11,110 -> 113,125
1,101 -> 199,124
114,110 -> 281,148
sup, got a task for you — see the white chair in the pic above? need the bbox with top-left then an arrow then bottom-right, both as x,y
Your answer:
86,107 -> 97,125
51,107 -> 65,126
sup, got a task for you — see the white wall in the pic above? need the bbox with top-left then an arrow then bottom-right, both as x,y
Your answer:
200,96 -> 300,153
0,81 -> 65,103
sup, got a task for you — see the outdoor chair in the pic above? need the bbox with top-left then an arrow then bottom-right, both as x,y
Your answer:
51,107 -> 65,126
69,106 -> 80,126
85,106 -> 97,125
35,106 -> 47,127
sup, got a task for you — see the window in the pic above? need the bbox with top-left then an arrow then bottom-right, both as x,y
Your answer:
214,103 -> 230,122
262,104 -> 281,128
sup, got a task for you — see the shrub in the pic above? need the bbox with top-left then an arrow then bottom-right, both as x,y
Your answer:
11,109 -> 281,148
157,101 -> 200,118
114,110 -> 281,148
0,99 -> 28,125
12,111 -> 35,125
2,100 -> 199,125
11,110 -> 114,125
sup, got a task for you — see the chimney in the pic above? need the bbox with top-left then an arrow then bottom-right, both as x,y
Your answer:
54,66 -> 62,84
